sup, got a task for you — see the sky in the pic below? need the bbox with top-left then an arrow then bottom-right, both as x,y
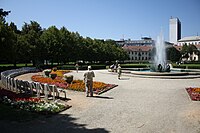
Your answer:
1,0 -> 200,41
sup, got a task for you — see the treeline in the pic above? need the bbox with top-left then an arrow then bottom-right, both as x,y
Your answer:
0,9 -> 128,67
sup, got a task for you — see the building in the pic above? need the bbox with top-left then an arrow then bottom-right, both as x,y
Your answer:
174,44 -> 200,62
122,45 -> 153,62
177,36 -> 200,46
116,37 -> 154,46
169,17 -> 181,44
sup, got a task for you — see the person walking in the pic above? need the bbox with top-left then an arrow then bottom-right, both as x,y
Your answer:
75,63 -> 79,73
84,66 -> 95,97
117,64 -> 122,79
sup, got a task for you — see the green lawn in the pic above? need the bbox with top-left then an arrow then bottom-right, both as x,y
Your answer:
0,63 -> 33,67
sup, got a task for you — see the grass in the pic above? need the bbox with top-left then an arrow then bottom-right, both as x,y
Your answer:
0,103 -> 41,122
172,63 -> 200,69
0,63 -> 33,67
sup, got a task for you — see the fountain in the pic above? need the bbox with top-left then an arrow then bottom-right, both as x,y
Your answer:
151,31 -> 170,72
122,32 -> 200,78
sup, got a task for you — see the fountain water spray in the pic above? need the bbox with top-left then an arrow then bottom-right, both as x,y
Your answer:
152,31 -> 169,72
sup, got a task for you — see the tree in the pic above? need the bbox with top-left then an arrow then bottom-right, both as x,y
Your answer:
0,9 -> 12,63
166,47 -> 181,62
0,8 -> 11,23
41,26 -> 61,65
188,44 -> 197,54
21,21 -> 43,66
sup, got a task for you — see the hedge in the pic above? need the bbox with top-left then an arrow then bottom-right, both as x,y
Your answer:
173,65 -> 200,69
121,64 -> 148,68
57,64 -> 106,70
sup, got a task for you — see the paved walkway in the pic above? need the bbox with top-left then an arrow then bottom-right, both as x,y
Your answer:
1,70 -> 200,133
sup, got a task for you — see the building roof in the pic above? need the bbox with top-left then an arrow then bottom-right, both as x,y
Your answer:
173,44 -> 200,51
122,45 -> 153,52
173,45 -> 182,51
178,36 -> 200,42
194,44 -> 200,50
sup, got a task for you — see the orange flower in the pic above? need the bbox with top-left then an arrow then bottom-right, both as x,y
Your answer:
193,88 -> 200,92
31,75 -> 116,94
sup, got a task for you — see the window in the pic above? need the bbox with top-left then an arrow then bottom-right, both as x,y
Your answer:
135,57 -> 137,60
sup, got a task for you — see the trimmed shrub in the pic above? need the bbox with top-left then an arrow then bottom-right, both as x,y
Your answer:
121,64 -> 148,68
57,64 -> 106,70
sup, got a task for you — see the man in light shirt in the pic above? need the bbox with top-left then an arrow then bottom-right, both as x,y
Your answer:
84,66 -> 95,97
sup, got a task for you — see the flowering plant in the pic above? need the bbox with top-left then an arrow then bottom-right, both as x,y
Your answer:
31,75 -> 118,95
186,87 -> 200,101
43,69 -> 51,77
2,95 -> 68,114
32,75 -> 68,89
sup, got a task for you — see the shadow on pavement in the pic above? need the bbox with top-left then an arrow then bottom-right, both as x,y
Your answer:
119,78 -> 130,80
0,113 -> 109,133
92,95 -> 114,99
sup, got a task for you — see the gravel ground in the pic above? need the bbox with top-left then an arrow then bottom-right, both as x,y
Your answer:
1,70 -> 200,133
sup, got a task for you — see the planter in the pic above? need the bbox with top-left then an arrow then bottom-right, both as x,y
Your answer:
50,73 -> 57,80
43,70 -> 51,77
64,75 -> 73,84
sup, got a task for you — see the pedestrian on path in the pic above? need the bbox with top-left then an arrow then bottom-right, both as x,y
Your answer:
84,66 -> 95,97
117,64 -> 122,79
75,63 -> 79,73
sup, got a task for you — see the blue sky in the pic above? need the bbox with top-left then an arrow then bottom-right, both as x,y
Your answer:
1,0 -> 200,41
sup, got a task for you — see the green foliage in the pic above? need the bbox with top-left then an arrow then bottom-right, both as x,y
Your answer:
166,47 -> 181,62
0,8 -> 128,65
173,63 -> 200,69
121,63 -> 148,68
57,64 -> 106,70
181,44 -> 198,57
0,8 -> 11,23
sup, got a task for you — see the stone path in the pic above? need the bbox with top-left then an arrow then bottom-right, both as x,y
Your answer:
1,70 -> 200,133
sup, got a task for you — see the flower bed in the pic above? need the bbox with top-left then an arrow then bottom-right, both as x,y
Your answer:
55,70 -> 71,77
31,75 -> 118,95
0,88 -> 71,114
186,87 -> 200,101
32,75 -> 69,89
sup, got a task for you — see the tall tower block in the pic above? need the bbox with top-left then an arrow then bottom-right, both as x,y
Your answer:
169,17 -> 181,44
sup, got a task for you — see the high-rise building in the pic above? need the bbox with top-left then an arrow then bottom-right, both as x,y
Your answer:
169,17 -> 181,44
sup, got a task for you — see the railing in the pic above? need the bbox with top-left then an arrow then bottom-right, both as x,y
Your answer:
0,67 -> 67,101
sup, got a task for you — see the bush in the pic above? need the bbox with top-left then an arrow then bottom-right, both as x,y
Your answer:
57,64 -> 106,70
50,73 -> 57,79
173,65 -> 186,69
188,66 -> 200,69
63,74 -> 73,84
121,64 -> 148,68
43,69 -> 51,77
173,64 -> 200,69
